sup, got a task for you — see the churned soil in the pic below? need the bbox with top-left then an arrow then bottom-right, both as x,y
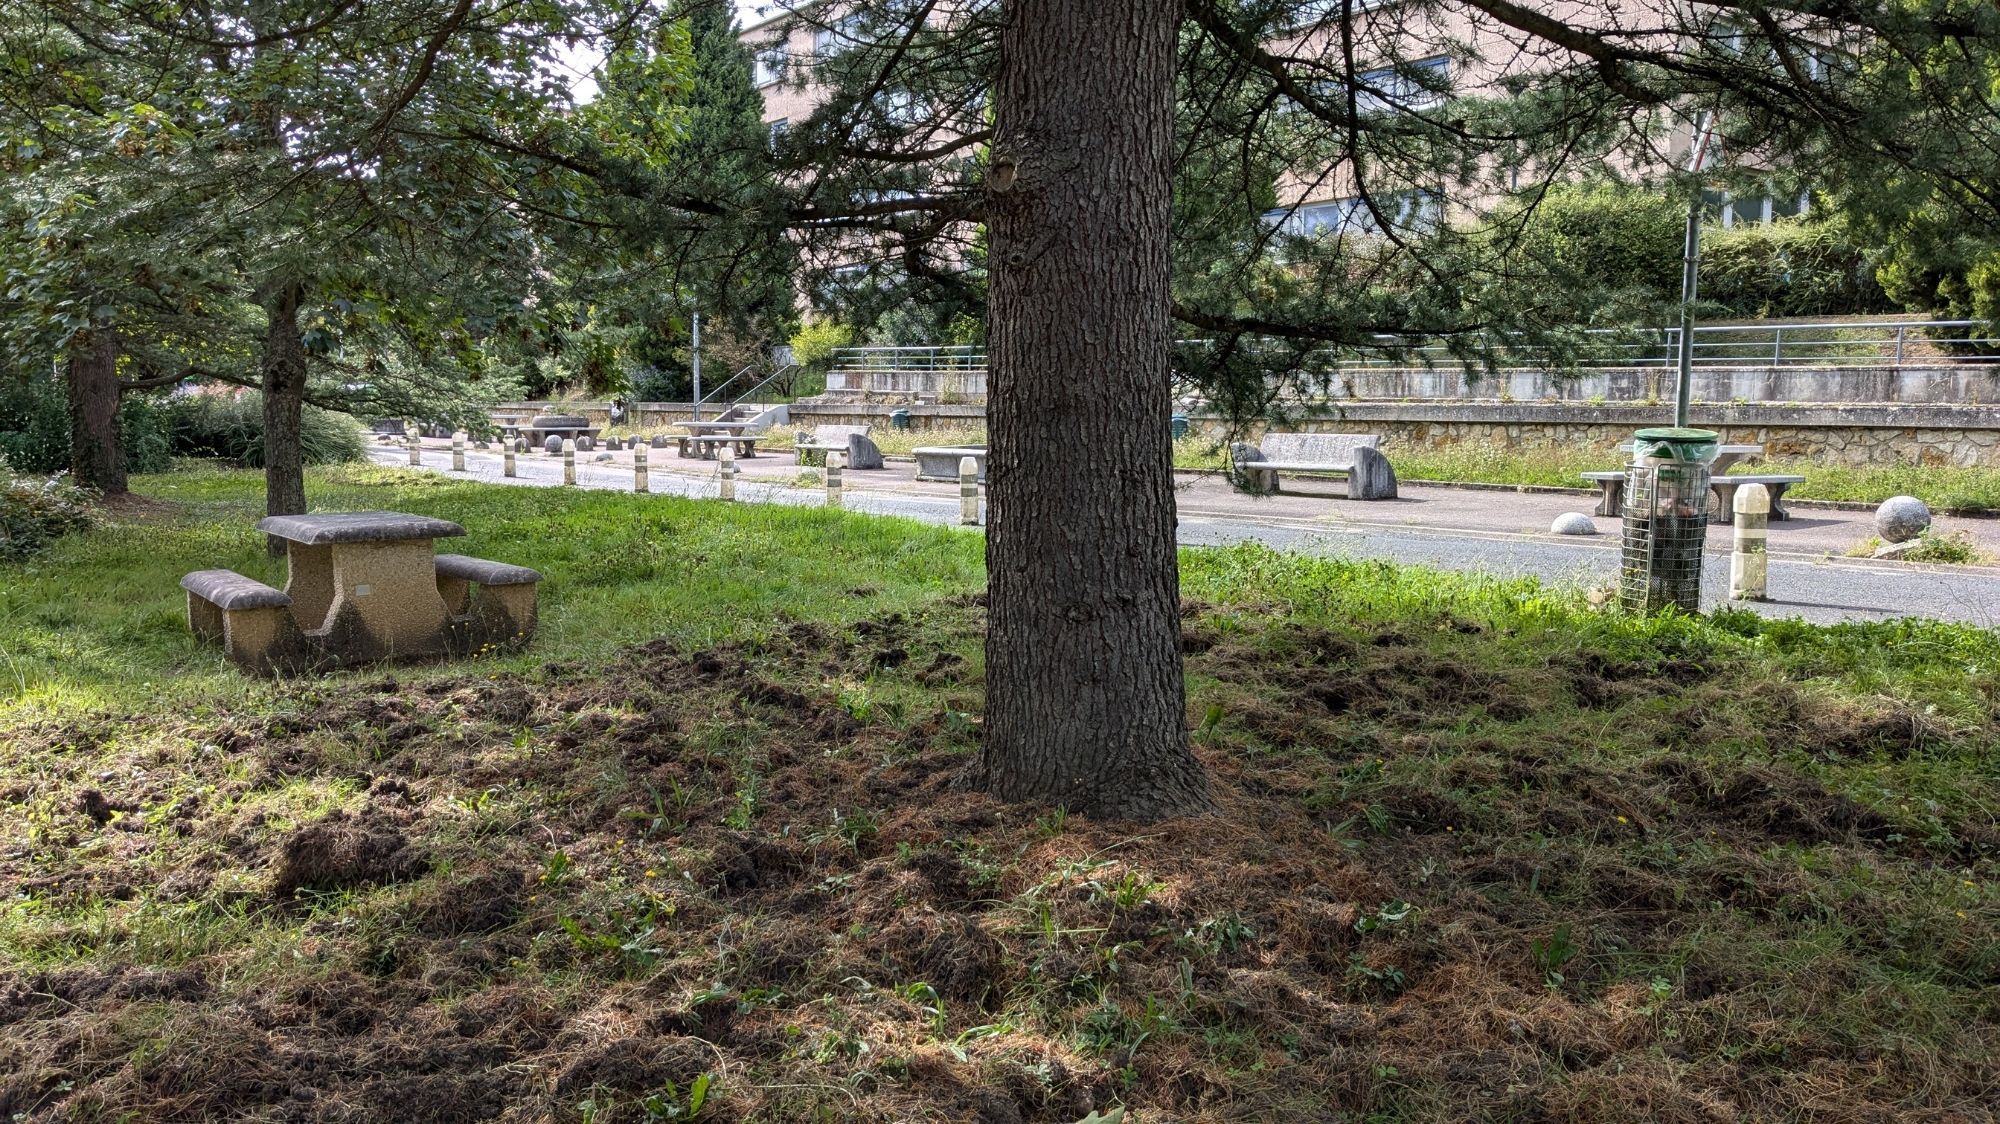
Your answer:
1,598 -> 1994,1122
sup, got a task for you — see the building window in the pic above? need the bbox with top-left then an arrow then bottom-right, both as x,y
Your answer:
752,47 -> 786,87
768,118 -> 789,151
1710,188 -> 1811,227
1357,56 -> 1451,113
815,13 -> 866,58
1262,189 -> 1443,238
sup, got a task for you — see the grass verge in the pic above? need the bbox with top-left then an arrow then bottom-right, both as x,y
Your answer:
0,469 -> 1995,1122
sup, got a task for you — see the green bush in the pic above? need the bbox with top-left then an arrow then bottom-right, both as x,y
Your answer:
789,321 -> 852,374
0,374 -> 70,474
164,392 -> 367,468
1498,184 -> 1890,321
1497,182 -> 1687,321
1700,217 -> 1892,318
0,460 -> 96,562
1,375 -> 180,476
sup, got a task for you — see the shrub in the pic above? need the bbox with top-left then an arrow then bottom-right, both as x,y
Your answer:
789,321 -> 853,374
1497,184 -> 1890,321
1700,217 -> 1892,319
164,391 -> 368,467
1,375 -> 182,476
0,461 -> 95,562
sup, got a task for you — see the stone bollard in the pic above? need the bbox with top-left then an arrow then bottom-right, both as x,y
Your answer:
633,441 -> 649,494
1730,483 -> 1769,601
503,447 -> 516,478
406,420 -> 422,467
825,451 -> 844,510
451,432 -> 466,472
562,438 -> 577,486
959,456 -> 981,526
718,443 -> 737,502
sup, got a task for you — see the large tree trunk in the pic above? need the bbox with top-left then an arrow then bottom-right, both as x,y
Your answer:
261,282 -> 309,555
66,326 -> 127,496
979,0 -> 1210,821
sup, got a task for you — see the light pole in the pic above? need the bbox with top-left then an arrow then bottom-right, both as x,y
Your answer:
1675,113 -> 1718,428
691,310 -> 703,422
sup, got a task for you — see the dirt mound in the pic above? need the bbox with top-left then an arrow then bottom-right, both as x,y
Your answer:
270,808 -> 429,896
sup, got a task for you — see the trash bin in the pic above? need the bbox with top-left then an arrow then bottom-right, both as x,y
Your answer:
1170,413 -> 1189,440
1620,427 -> 1718,613
890,408 -> 911,431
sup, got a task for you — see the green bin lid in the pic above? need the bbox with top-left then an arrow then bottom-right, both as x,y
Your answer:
1633,427 -> 1719,441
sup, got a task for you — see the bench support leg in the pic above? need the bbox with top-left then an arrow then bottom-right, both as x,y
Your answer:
1347,446 -> 1398,501
1594,480 -> 1624,518
221,606 -> 305,676
188,592 -> 224,643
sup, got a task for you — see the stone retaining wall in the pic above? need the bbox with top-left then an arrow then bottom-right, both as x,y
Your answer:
1202,402 -> 2000,467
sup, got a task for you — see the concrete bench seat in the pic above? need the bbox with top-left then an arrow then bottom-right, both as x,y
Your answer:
1230,433 -> 1397,500
796,425 -> 884,470
1584,471 -> 1806,524
434,554 -> 543,650
180,569 -> 302,674
914,445 -> 987,482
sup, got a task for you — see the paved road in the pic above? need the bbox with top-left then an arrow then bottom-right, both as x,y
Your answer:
372,444 -> 2000,627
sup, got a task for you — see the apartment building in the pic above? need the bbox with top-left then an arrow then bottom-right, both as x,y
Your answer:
737,2 -> 1809,243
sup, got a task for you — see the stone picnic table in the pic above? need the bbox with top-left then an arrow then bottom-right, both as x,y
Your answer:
672,421 -> 762,459
181,511 -> 542,674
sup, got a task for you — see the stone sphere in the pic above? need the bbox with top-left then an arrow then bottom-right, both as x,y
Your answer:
513,438 -> 528,454
1875,495 -> 1931,543
543,434 -> 563,455
1550,512 -> 1598,536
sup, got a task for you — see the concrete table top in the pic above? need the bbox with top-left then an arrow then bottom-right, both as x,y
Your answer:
257,511 -> 466,546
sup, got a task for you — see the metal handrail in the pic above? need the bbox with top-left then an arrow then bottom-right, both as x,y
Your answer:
830,320 -> 1999,373
724,363 -> 801,411
692,360 -> 763,414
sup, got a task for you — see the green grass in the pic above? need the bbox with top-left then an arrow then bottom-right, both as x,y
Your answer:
1,465 -> 1996,1121
0,462 -> 982,716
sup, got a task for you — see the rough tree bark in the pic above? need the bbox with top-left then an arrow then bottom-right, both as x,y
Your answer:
261,282 -> 309,555
979,0 -> 1212,820
66,326 -> 127,496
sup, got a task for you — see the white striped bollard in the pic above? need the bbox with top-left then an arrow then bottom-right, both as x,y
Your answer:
1730,483 -> 1769,601
503,446 -> 516,478
633,441 -> 649,493
451,432 -> 466,471
718,443 -> 737,501
959,456 -> 980,525
825,451 -> 844,509
562,438 -> 577,486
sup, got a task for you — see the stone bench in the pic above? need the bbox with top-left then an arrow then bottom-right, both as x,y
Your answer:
796,425 -> 884,470
181,569 -> 303,674
914,445 -> 987,482
1584,471 -> 1806,524
1230,433 -> 1397,500
434,554 -> 544,649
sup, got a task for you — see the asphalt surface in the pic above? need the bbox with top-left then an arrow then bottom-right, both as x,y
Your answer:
372,441 -> 2000,627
